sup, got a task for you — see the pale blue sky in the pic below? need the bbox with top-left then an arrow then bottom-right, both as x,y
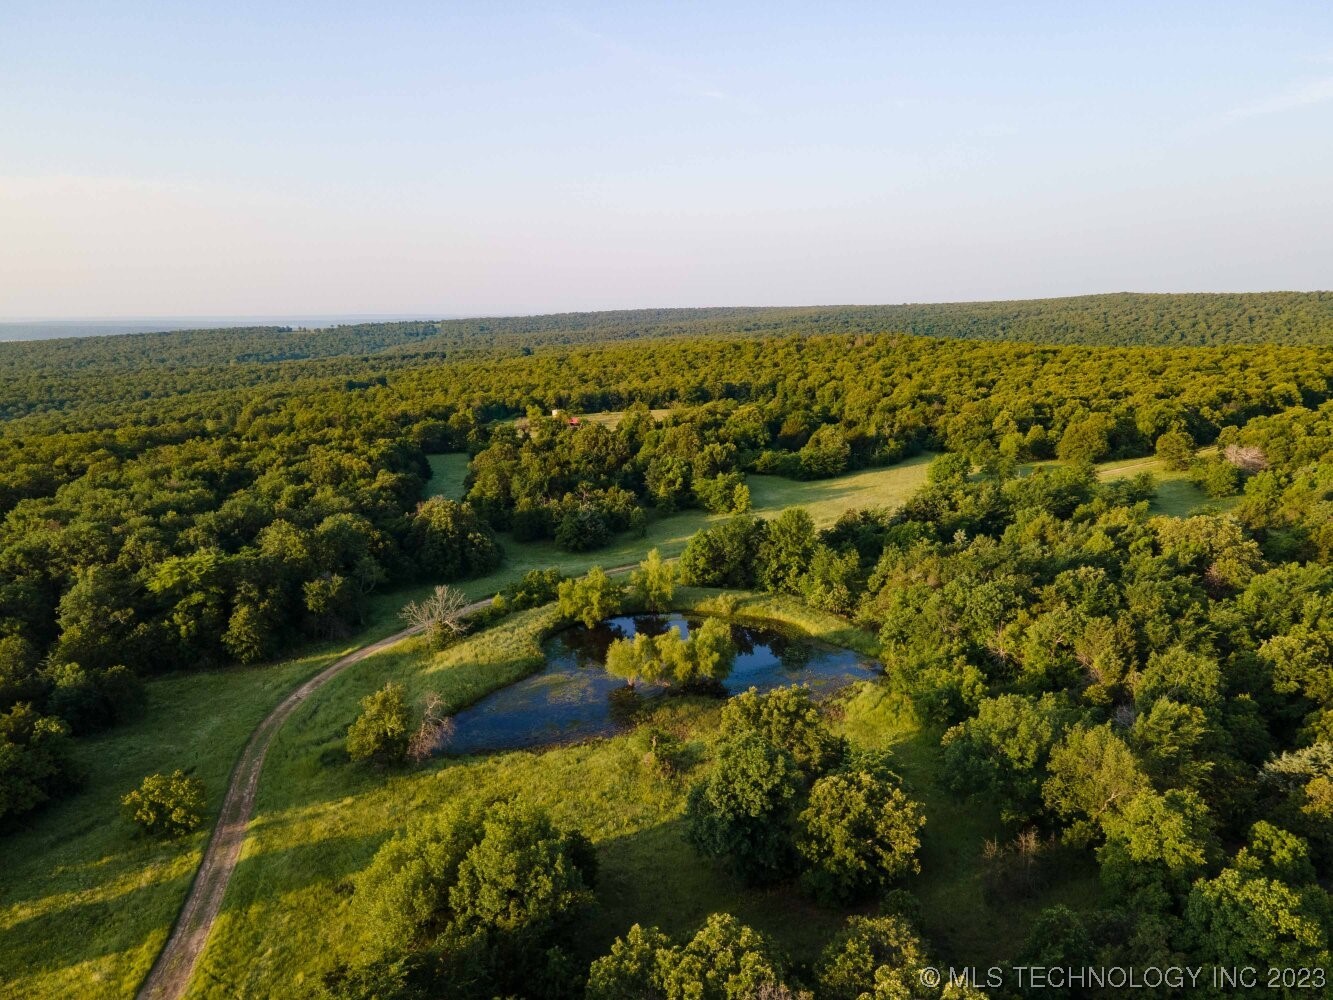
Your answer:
2,2 -> 1331,318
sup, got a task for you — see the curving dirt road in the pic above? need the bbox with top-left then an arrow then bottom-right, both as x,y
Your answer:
135,602 -> 481,1000
137,566 -> 641,1000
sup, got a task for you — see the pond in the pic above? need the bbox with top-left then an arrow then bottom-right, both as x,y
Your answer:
438,613 -> 880,755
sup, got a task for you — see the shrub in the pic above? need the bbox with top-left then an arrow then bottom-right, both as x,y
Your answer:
347,682 -> 412,765
0,704 -> 75,822
121,769 -> 206,837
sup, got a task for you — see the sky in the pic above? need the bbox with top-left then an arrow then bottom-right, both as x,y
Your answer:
2,1 -> 1332,319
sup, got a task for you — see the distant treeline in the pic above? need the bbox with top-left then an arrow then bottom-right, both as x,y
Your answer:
3,293 -> 1333,420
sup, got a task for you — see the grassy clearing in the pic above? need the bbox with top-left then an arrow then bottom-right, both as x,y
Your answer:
424,452 -> 470,500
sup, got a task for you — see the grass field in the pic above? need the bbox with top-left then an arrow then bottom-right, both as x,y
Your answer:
0,448 -> 1224,998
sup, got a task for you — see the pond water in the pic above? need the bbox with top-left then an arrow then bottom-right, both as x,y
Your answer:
438,613 -> 880,755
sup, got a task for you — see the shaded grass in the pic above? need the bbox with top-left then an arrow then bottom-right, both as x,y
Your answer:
835,684 -> 1100,967
424,452 -> 470,501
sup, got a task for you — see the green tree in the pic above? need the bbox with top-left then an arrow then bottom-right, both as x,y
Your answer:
121,769 -> 206,837
941,693 -> 1071,824
758,508 -> 817,594
719,685 -> 846,777
798,425 -> 851,478
410,498 -> 501,579
605,633 -> 661,688
1186,867 -> 1330,972
1155,429 -> 1195,470
557,567 -> 625,628
797,760 -> 925,902
588,914 -> 792,1000
678,515 -> 767,588
1097,789 -> 1218,906
1042,724 -> 1150,843
449,800 -> 597,938
347,682 -> 412,765
585,923 -> 673,1000
353,802 -> 485,953
816,914 -> 933,1000
684,617 -> 736,683
1056,412 -> 1115,463
686,732 -> 802,883
630,548 -> 676,612
0,703 -> 74,821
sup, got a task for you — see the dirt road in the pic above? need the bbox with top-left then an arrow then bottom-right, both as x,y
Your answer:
137,566 -> 639,999
135,604 -> 475,999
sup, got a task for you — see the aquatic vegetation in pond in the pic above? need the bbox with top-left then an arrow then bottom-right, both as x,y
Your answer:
439,614 -> 879,755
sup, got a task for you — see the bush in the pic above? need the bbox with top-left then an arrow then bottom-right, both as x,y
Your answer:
121,769 -> 206,836
557,567 -> 624,628
0,703 -> 75,822
347,682 -> 412,765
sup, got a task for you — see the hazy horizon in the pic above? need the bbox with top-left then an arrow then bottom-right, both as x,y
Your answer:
3,3 -> 1331,317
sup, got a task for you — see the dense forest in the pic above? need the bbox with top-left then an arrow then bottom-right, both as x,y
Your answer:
2,304 -> 1332,997
4,324 -> 1333,826
4,291 -> 1332,420
325,405 -> 1333,997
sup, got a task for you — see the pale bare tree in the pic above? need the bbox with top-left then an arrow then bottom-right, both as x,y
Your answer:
401,585 -> 471,647
1223,443 -> 1269,473
407,692 -> 454,762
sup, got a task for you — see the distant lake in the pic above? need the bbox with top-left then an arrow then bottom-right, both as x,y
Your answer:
439,613 -> 880,755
